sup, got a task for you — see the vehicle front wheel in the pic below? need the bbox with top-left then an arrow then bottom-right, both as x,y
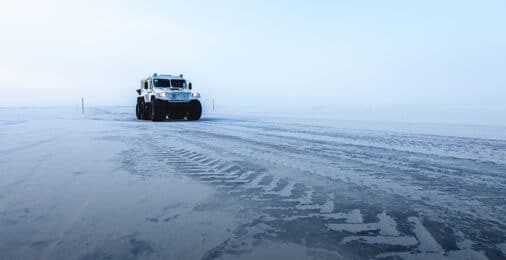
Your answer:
151,98 -> 166,122
142,101 -> 151,120
187,100 -> 202,121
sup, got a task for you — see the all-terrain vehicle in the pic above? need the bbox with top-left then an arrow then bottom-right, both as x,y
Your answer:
136,74 -> 202,121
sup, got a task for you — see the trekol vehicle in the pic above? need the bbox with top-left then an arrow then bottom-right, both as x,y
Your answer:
136,73 -> 202,121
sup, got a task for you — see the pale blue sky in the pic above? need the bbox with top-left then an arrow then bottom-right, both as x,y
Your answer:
0,0 -> 505,123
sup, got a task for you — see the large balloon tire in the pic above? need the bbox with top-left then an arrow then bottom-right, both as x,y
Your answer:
150,98 -> 166,122
135,102 -> 142,120
187,100 -> 202,121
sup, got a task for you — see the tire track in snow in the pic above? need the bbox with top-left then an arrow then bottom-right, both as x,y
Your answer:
118,120 -> 504,259
124,137 -> 490,259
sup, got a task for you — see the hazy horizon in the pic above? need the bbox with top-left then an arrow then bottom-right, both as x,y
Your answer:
1,0 -> 505,124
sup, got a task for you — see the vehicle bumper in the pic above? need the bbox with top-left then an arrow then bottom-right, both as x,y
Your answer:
156,99 -> 200,111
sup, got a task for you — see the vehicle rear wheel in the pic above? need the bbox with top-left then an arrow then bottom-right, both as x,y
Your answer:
136,102 -> 142,120
151,98 -> 165,122
187,100 -> 202,121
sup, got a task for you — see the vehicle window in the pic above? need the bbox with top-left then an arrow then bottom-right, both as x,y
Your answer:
153,79 -> 171,87
171,80 -> 187,89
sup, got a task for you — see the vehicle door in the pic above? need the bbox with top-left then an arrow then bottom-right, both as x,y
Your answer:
145,79 -> 153,102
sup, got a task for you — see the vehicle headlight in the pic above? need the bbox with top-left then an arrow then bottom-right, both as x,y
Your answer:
159,92 -> 168,97
191,92 -> 200,97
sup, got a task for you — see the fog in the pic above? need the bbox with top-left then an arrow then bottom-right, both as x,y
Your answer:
1,0 -> 505,125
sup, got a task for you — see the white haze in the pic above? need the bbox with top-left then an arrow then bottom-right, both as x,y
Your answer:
0,0 -> 505,125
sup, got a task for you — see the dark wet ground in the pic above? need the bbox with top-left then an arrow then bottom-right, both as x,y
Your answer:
1,107 -> 505,259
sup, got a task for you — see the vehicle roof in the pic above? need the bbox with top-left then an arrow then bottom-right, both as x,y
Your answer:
145,74 -> 185,81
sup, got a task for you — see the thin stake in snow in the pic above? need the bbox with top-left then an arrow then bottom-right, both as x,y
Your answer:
81,97 -> 85,115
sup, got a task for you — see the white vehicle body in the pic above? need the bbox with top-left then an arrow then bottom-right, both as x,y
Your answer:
138,74 -> 200,103
135,73 -> 202,121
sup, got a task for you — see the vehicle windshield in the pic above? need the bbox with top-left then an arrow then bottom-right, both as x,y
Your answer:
153,79 -> 187,88
171,80 -> 187,89
153,79 -> 171,87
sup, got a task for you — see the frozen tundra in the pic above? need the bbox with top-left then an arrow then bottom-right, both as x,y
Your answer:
136,74 -> 202,121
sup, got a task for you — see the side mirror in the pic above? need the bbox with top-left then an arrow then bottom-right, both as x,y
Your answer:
136,89 -> 141,95
189,82 -> 192,90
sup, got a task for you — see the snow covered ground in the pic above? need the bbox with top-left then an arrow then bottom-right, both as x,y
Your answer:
1,106 -> 505,260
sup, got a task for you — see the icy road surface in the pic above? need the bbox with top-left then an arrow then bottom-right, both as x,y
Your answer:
1,107 -> 505,260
